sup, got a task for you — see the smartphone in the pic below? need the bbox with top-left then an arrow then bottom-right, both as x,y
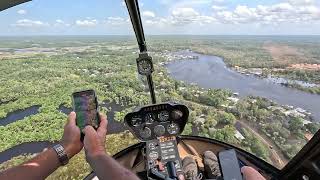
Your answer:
72,90 -> 100,131
218,149 -> 243,180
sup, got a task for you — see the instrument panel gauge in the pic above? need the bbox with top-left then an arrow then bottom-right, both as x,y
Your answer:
145,113 -> 155,124
149,151 -> 159,160
140,127 -> 152,139
154,125 -> 166,137
167,123 -> 180,135
148,142 -> 158,150
137,59 -> 152,75
131,117 -> 142,127
171,110 -> 183,120
158,111 -> 170,122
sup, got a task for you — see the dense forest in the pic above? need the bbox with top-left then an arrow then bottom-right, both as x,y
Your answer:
0,36 -> 319,178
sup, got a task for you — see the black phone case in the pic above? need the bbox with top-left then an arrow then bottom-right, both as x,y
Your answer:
72,89 -> 100,133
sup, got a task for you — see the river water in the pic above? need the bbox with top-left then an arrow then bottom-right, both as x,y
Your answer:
0,105 -> 40,126
166,52 -> 320,121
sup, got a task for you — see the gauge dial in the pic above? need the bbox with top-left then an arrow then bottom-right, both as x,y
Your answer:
145,113 -> 155,124
154,125 -> 166,137
158,111 -> 170,122
149,151 -> 159,160
138,59 -> 152,74
148,142 -> 157,150
131,117 -> 142,126
140,127 -> 152,139
171,110 -> 183,120
167,123 -> 180,135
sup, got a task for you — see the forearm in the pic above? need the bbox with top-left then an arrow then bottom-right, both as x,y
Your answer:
0,148 -> 60,180
88,153 -> 139,180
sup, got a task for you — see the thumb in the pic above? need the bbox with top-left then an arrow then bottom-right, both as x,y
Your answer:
67,111 -> 76,126
83,126 -> 96,138
241,166 -> 266,180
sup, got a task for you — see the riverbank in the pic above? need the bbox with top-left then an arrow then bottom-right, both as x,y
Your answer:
231,66 -> 320,95
164,51 -> 320,121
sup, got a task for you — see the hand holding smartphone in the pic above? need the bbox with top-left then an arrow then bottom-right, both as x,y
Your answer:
72,90 -> 100,132
218,149 -> 243,180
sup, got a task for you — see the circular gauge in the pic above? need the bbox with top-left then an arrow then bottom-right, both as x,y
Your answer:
148,142 -> 157,150
149,151 -> 159,160
140,127 -> 152,139
138,59 -> 152,74
158,111 -> 170,122
171,110 -> 183,120
131,117 -> 142,127
154,125 -> 166,137
145,113 -> 155,124
167,123 -> 180,135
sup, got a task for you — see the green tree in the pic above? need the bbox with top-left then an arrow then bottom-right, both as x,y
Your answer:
289,117 -> 304,132
305,123 -> 320,134
182,123 -> 193,135
204,115 -> 218,128
217,112 -> 236,125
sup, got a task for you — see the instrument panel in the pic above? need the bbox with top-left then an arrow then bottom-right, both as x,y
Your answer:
124,102 -> 189,141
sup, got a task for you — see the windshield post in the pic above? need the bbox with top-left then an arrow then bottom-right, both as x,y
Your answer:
125,0 -> 157,104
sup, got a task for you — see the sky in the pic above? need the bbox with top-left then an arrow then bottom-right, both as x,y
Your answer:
0,0 -> 319,35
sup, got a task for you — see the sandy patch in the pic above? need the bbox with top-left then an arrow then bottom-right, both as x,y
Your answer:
263,42 -> 307,65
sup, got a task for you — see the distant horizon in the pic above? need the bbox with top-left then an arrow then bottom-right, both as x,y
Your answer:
1,34 -> 320,37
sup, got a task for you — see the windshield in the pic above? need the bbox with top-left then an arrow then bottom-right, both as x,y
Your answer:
1,0 -> 320,178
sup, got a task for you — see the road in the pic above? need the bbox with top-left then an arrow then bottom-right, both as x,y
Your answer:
236,120 -> 289,169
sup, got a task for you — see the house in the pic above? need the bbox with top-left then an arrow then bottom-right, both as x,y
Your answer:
305,133 -> 313,141
284,110 -> 306,118
234,130 -> 245,140
227,97 -> 239,103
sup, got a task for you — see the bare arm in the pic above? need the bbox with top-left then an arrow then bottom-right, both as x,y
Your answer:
83,114 -> 139,180
0,147 -> 61,180
0,112 -> 83,180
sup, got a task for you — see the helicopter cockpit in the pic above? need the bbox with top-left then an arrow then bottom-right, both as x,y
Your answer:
85,0 -> 320,179
1,0 -> 320,180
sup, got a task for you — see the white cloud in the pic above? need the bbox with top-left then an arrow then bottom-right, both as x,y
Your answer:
172,8 -> 199,17
54,19 -> 70,27
287,0 -> 315,5
76,19 -> 98,27
12,19 -> 49,28
56,19 -> 64,24
146,8 -> 215,26
212,5 -> 227,11
17,9 -> 27,15
121,1 -> 126,7
106,17 -> 128,26
143,11 -> 156,18
170,0 -> 211,8
213,2 -> 320,24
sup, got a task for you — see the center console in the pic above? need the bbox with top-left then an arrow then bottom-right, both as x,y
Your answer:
125,102 -> 189,179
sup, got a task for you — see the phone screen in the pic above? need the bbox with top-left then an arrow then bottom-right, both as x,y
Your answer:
218,149 -> 243,180
72,90 -> 99,130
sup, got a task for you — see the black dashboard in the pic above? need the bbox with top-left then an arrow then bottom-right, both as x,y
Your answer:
123,102 -> 244,180
124,102 -> 189,141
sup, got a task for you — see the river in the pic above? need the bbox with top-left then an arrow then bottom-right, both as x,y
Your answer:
0,105 -> 40,126
166,52 -> 320,121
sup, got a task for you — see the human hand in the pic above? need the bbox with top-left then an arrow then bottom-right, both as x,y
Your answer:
60,111 -> 84,158
241,166 -> 266,180
83,113 -> 108,160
